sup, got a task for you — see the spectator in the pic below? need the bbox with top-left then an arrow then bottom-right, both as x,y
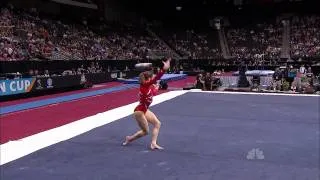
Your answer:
194,74 -> 205,90
272,68 -> 282,90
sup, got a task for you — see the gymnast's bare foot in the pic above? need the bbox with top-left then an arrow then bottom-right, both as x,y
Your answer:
150,143 -> 164,150
122,136 -> 131,146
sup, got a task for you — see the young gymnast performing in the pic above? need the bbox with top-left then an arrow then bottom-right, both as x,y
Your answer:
122,58 -> 171,150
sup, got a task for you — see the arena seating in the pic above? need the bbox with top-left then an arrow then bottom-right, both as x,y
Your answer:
290,15 -> 320,59
225,18 -> 283,60
152,27 -> 222,59
1,6 -> 320,61
0,7 -> 173,61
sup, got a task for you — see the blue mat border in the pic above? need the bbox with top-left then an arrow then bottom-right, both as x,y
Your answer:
0,84 -> 138,115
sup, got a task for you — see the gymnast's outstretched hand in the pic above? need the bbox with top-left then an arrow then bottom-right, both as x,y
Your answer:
153,83 -> 160,90
162,58 -> 171,71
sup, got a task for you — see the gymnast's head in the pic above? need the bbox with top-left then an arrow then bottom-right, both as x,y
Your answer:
144,70 -> 154,79
139,68 -> 154,83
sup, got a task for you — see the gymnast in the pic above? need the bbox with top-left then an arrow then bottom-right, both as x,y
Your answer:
122,58 -> 171,150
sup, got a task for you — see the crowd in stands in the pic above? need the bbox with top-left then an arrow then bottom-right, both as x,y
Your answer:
0,8 -> 28,61
0,6 -> 173,61
226,19 -> 283,60
290,15 -> 320,59
1,5 -> 320,62
154,28 -> 222,59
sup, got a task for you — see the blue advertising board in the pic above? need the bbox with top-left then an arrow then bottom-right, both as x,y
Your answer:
0,71 -> 138,97
0,78 -> 36,96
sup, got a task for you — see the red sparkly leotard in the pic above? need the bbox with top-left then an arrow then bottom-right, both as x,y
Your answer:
134,69 -> 165,113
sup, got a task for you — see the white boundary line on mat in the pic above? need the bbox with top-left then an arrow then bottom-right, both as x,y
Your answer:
189,89 -> 320,97
0,90 -> 188,166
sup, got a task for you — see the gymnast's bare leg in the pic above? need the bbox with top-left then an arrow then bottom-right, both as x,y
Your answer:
122,111 -> 149,145
145,110 -> 163,150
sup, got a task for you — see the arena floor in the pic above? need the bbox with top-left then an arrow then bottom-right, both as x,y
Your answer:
1,90 -> 319,180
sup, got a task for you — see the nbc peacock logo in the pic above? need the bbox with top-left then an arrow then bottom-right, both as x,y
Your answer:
246,148 -> 265,160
